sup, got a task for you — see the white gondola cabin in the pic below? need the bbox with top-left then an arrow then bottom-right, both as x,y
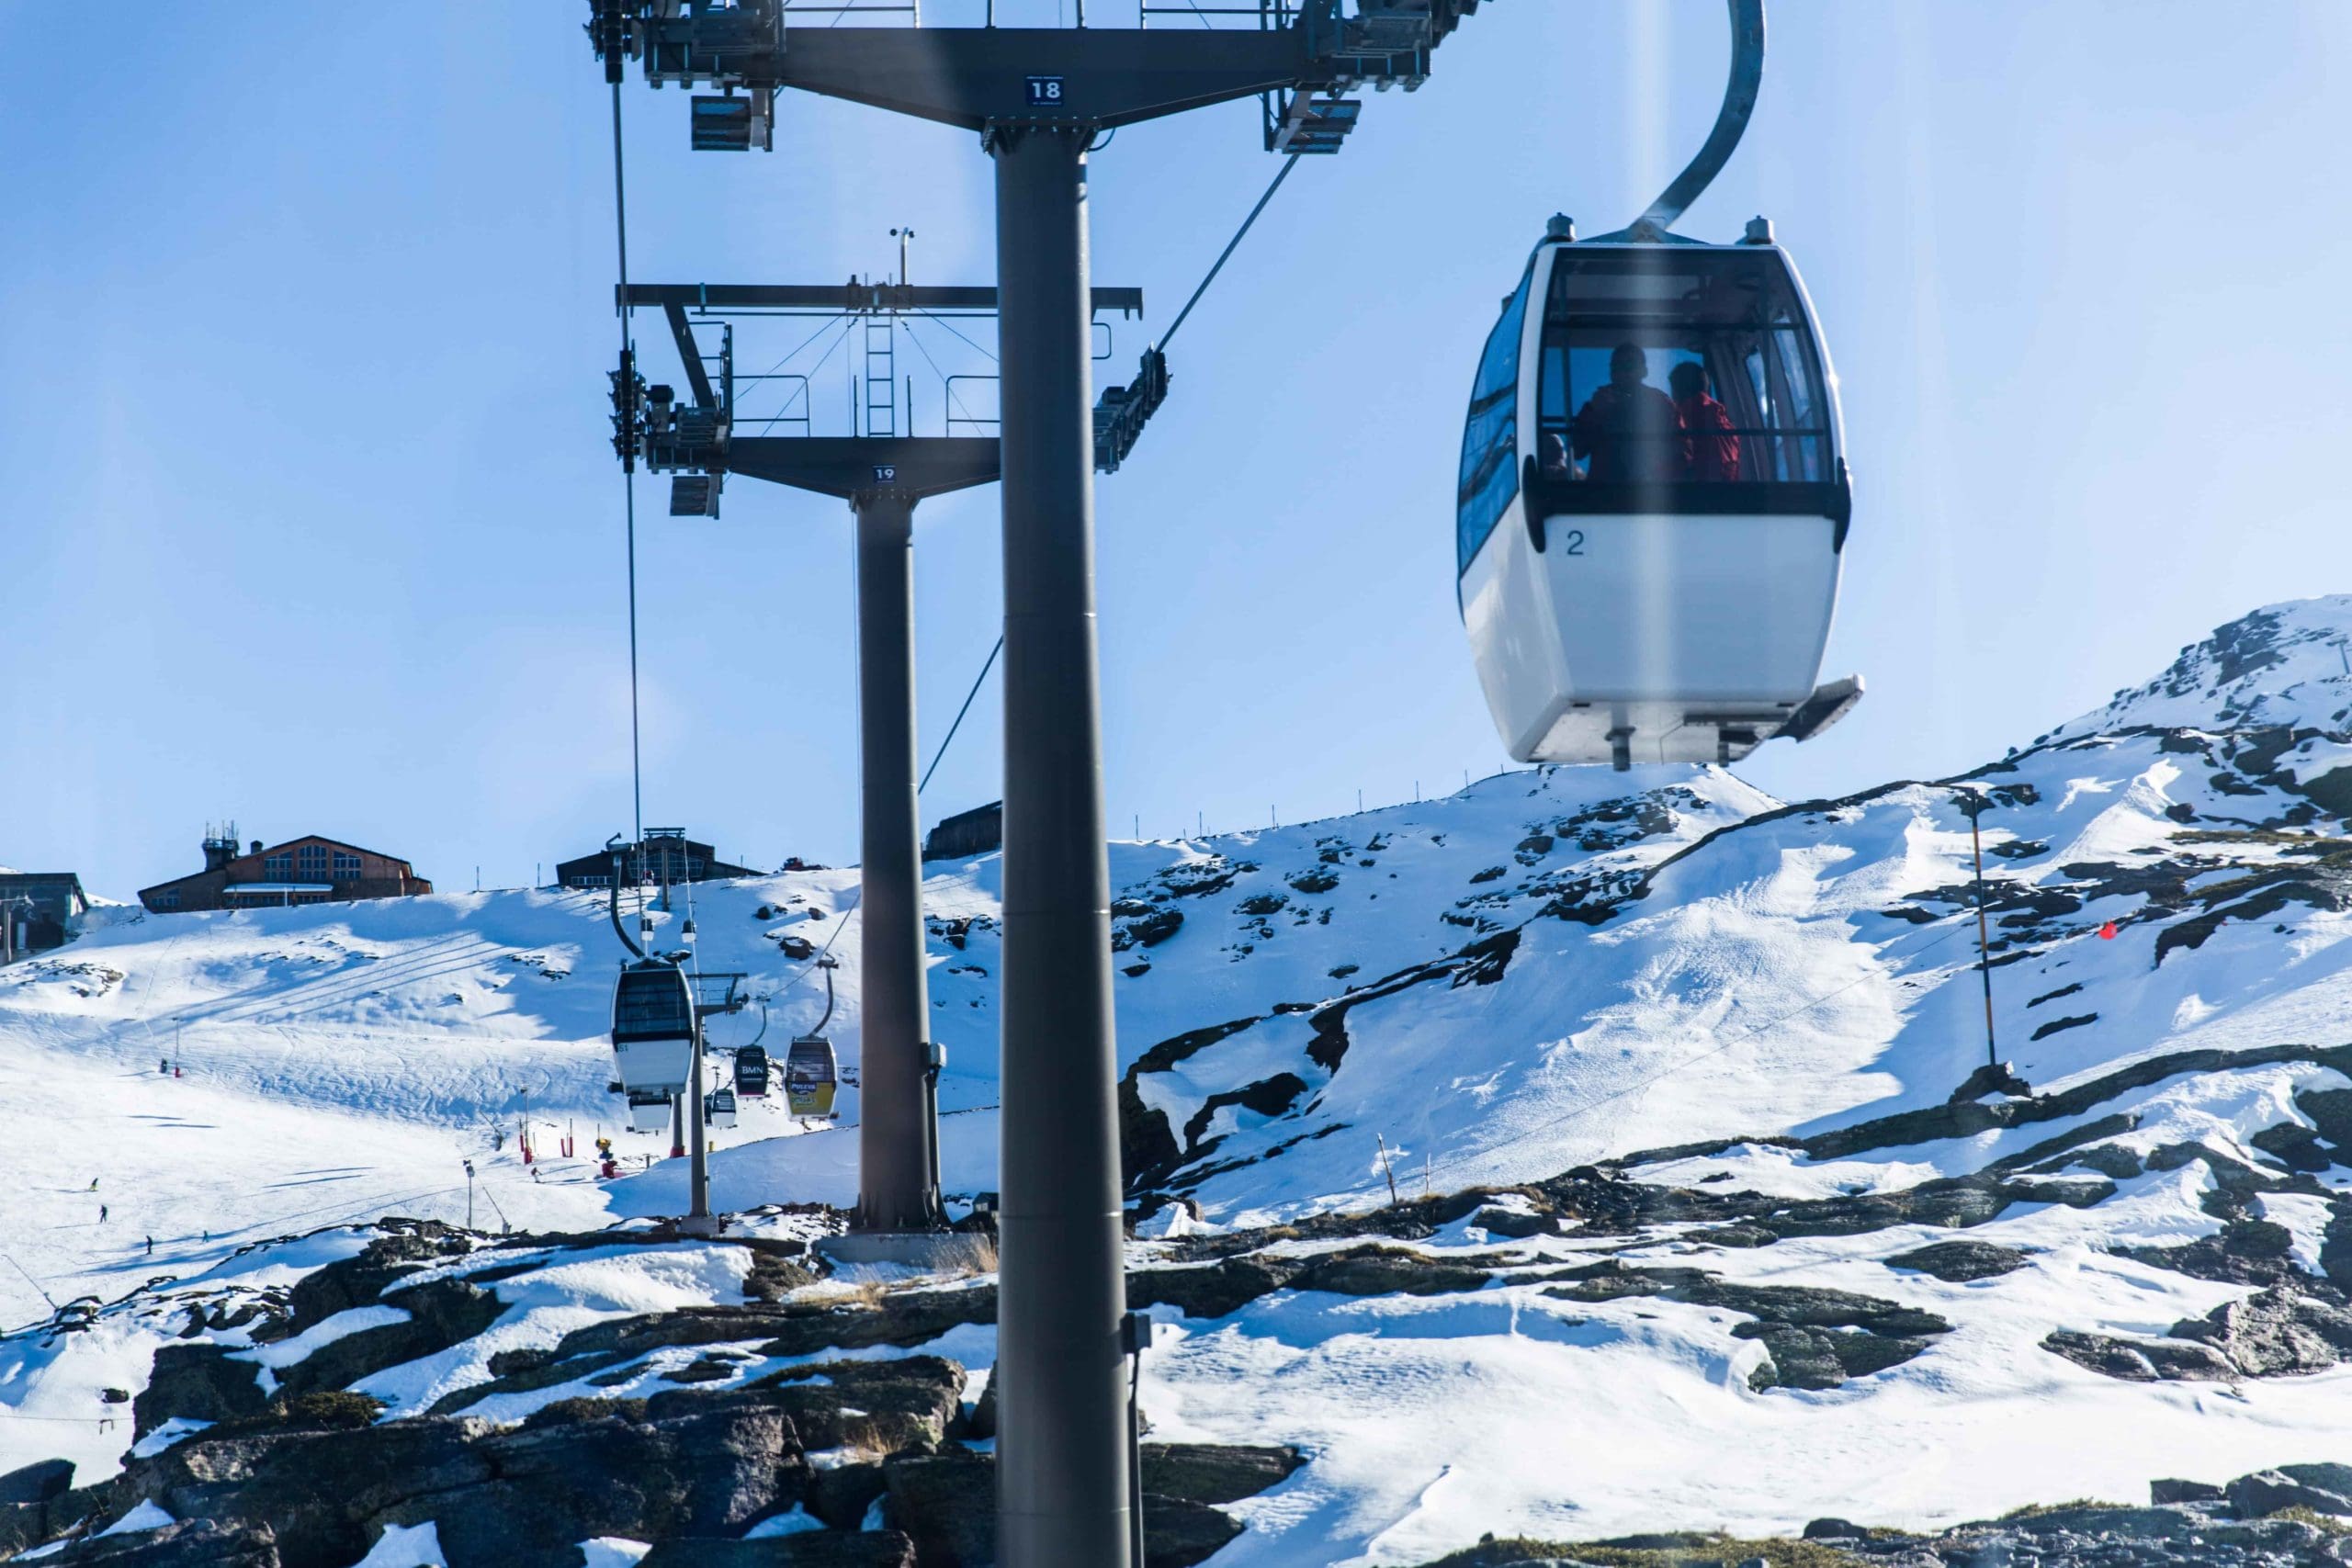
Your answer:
1457,219 -> 1860,769
611,959 -> 696,1098
705,1086 -> 739,1129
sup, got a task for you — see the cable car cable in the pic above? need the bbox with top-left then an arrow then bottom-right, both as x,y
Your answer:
919,637 -> 1002,795
910,152 -> 1309,798
610,80 -> 646,852
1159,152 -> 1301,354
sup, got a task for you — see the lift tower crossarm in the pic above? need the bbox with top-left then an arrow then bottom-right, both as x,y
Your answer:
624,23 -> 1318,130
595,1 -> 1460,134
624,283 -> 1146,317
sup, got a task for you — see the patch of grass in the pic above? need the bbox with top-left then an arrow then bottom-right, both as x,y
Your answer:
525,1395 -> 648,1428
2265,1506 -> 2352,1535
1996,1499 -> 2128,1521
1410,1535 -> 1870,1567
210,1390 -> 388,1437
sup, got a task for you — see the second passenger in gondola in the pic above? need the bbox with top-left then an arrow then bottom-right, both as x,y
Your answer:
1668,361 -> 1742,481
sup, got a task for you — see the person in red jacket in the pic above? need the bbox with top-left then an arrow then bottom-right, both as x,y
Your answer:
1571,343 -> 1681,483
1669,361 -> 1743,481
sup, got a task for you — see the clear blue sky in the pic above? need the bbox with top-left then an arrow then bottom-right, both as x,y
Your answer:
6,3 -> 2350,899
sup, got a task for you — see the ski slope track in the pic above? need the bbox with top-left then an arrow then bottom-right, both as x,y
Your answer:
13,597 -> 2352,1562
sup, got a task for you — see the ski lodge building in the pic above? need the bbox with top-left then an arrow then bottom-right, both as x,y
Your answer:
554,829 -> 759,890
138,826 -> 432,913
0,872 -> 90,958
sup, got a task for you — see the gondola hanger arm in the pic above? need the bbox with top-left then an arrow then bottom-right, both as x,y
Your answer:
1633,0 -> 1766,237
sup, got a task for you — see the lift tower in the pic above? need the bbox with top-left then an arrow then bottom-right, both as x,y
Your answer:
588,5 -> 1487,1562
612,278 -> 1159,1237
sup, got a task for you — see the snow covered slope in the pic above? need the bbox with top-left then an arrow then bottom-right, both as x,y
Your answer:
12,597 -> 2352,1559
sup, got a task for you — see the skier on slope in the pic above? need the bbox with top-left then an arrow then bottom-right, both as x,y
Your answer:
98,1204 -> 107,1224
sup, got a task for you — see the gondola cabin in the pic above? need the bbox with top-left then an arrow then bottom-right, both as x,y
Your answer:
611,959 -> 696,1098
626,1090 -> 673,1134
705,1087 -> 739,1129
734,1043 -> 771,1098
1457,219 -> 1860,769
785,1034 -> 839,1118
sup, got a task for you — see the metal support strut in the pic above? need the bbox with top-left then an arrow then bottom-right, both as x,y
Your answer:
853,489 -> 944,1232
990,123 -> 1135,1568
1635,0 -> 1766,234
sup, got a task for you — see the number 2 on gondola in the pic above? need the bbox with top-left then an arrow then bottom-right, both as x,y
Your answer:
1561,529 -> 1585,556
1025,76 -> 1065,107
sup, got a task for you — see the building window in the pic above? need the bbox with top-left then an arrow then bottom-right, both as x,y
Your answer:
332,852 -> 362,880
298,845 -> 330,877
264,853 -> 291,877
158,892 -> 179,908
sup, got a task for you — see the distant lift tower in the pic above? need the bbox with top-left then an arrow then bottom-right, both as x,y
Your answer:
612,277 -> 1158,1236
588,4 -> 1487,1563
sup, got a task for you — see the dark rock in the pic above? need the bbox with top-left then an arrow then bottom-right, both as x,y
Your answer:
127,1418 -> 488,1567
1690,1224 -> 1776,1249
2070,1143 -> 2146,1179
1800,1517 -> 1865,1540
431,1349 -> 630,1415
718,1357 -> 967,1455
525,1396 -> 647,1428
2169,1280 -> 2352,1375
133,1344 -> 269,1438
2299,1088 -> 2352,1150
746,1255 -> 822,1302
2041,1328 -> 2237,1382
1130,1255 -> 1308,1320
638,1537 -> 918,1567
120,1396 -> 808,1568
2228,1464 -> 2352,1519
1741,1325 -> 1930,1390
2122,1216 -> 2301,1287
805,1461 -> 888,1530
0,1458 -> 73,1506
2148,1477 -> 2224,1505
1885,1239 -> 2029,1282
38,1519 -> 281,1567
1115,908 -> 1184,951
285,1225 -> 468,1333
2252,1121 -> 2335,1172
882,1450 -> 994,1565
1140,1443 -> 1302,1506
1289,1247 -> 1492,1299
662,1355 -> 744,1384
1683,1280 -> 1951,1338
1947,1063 -> 2032,1104
1141,1495 -> 1245,1568
878,1449 -> 1248,1568
275,1279 -> 504,1402
1468,1205 -> 1555,1240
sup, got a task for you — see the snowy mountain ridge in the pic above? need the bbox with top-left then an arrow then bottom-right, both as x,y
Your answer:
12,597 -> 2352,1562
